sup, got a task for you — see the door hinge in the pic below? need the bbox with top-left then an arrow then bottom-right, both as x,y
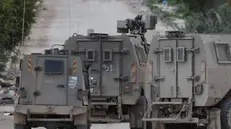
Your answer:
154,76 -> 165,81
34,66 -> 42,71
153,48 -> 163,54
114,76 -> 128,81
186,47 -> 200,54
187,75 -> 200,81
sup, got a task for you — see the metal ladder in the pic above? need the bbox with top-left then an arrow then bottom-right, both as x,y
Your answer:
90,97 -> 124,123
142,98 -> 199,124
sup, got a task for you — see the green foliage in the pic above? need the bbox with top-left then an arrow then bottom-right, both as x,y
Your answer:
0,54 -> 8,72
184,4 -> 231,33
11,55 -> 18,64
146,0 -> 231,33
0,0 -> 38,55
0,0 -> 38,72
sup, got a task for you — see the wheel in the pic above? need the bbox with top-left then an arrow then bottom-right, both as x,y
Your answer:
144,121 -> 152,129
221,97 -> 231,129
165,124 -> 197,129
14,124 -> 30,129
74,124 -> 89,129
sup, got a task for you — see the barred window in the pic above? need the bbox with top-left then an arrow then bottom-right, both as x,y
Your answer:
214,43 -> 231,64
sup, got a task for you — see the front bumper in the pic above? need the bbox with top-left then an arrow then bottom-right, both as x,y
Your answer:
15,105 -> 87,115
14,105 -> 87,122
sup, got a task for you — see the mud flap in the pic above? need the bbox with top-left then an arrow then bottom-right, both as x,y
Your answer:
14,112 -> 27,125
208,108 -> 221,129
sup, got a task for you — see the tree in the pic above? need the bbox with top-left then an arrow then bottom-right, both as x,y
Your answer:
0,0 -> 37,52
0,0 -> 38,71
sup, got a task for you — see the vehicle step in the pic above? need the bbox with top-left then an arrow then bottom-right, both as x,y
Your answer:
142,118 -> 199,123
91,102 -> 117,105
152,101 -> 183,105
90,117 -> 123,123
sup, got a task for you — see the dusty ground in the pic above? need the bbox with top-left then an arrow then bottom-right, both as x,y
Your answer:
20,0 -> 139,55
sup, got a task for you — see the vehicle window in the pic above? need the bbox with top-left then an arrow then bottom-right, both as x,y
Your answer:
134,45 -> 141,63
164,48 -> 173,63
44,60 -> 64,75
87,51 -> 94,60
86,49 -> 95,61
214,43 -> 231,63
140,47 -> 147,62
176,47 -> 186,62
103,50 -> 112,61
134,45 -> 146,67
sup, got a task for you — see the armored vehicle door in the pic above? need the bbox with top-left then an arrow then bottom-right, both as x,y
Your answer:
156,34 -> 195,98
76,34 -> 123,96
35,56 -> 68,105
101,39 -> 123,96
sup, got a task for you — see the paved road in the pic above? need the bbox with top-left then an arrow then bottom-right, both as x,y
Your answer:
21,0 -> 140,55
20,0 -> 172,55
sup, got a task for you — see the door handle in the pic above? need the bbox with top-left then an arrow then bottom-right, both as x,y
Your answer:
57,85 -> 65,88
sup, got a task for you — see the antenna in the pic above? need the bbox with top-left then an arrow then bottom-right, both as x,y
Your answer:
68,0 -> 72,36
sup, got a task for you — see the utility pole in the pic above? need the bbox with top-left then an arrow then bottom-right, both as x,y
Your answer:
20,0 -> 26,57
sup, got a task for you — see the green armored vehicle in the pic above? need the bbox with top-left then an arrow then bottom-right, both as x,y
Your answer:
143,31 -> 231,129
63,15 -> 157,129
14,48 -> 91,129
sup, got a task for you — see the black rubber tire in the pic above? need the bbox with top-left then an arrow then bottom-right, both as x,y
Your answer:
14,124 -> 30,129
220,97 -> 231,129
145,121 -> 152,129
75,124 -> 89,129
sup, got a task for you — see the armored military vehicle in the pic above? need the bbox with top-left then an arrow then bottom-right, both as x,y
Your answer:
14,47 -> 91,129
142,31 -> 231,129
62,15 -> 157,129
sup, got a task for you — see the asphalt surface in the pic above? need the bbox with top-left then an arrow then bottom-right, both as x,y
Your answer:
21,0 -> 139,55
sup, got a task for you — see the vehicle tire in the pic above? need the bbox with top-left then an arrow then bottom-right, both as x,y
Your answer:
74,124 -> 88,129
14,124 -> 30,129
220,97 -> 231,129
145,122 -> 152,129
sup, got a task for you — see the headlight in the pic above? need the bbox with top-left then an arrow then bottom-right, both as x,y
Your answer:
89,77 -> 97,87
